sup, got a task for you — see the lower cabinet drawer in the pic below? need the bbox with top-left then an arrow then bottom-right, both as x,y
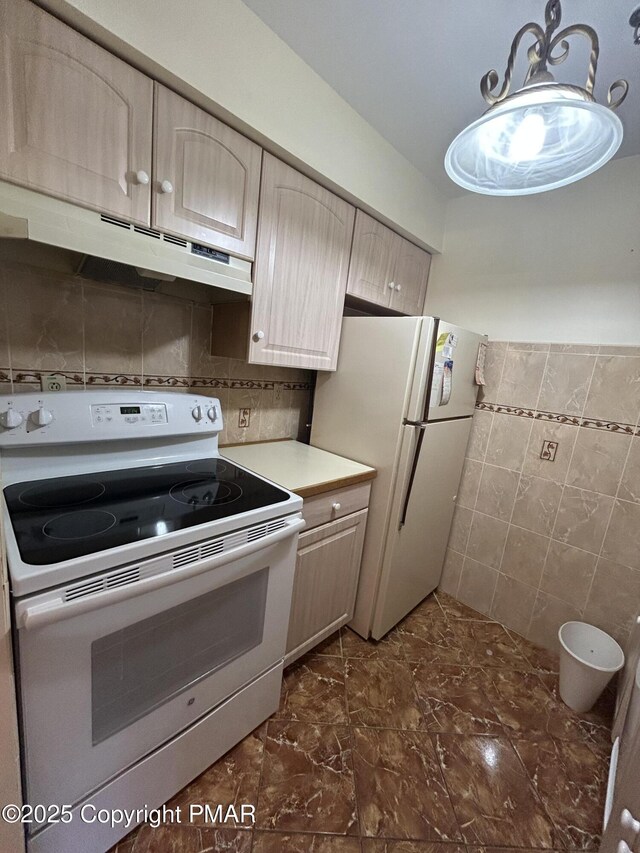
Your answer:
285,509 -> 368,666
301,482 -> 371,530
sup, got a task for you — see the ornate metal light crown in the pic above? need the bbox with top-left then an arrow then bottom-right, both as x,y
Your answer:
631,6 -> 640,45
480,0 -> 628,112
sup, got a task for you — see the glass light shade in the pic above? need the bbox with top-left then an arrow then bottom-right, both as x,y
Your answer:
445,84 -> 624,195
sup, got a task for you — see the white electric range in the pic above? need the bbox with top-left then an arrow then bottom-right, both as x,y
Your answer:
0,390 -> 304,853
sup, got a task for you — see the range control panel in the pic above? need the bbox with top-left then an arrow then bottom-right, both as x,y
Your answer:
0,391 -> 222,446
91,402 -> 169,427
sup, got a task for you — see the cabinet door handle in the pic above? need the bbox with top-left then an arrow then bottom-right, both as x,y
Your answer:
253,330 -> 265,342
387,281 -> 395,289
160,179 -> 174,194
395,284 -> 402,292
621,809 -> 640,834
332,502 -> 341,511
135,170 -> 150,185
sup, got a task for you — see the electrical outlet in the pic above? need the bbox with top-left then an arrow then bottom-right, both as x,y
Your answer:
238,408 -> 251,428
41,374 -> 67,392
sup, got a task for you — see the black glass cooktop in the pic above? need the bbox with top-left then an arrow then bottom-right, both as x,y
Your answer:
4,458 -> 291,566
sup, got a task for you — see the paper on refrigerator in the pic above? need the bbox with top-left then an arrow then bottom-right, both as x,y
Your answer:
433,332 -> 457,406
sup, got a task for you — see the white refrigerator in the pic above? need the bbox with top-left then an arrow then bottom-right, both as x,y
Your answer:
311,316 -> 485,640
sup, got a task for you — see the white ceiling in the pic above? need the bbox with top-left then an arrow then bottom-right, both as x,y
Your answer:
242,0 -> 640,197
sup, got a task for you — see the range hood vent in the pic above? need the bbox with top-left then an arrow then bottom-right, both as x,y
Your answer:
77,255 -> 164,290
0,181 -> 252,296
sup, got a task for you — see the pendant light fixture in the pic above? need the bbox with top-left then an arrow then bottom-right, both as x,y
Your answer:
445,0 -> 629,196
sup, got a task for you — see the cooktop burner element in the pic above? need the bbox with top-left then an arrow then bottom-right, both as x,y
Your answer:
169,479 -> 242,506
185,460 -> 229,475
19,481 -> 106,508
5,458 -> 290,566
43,510 -> 117,540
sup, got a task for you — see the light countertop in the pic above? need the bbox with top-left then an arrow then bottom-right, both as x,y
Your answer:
222,440 -> 376,498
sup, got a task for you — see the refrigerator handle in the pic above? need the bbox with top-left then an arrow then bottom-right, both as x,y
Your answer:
399,318 -> 440,529
420,316 -> 440,423
399,426 -> 425,529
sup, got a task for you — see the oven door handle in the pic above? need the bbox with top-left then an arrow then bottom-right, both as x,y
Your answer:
16,515 -> 305,632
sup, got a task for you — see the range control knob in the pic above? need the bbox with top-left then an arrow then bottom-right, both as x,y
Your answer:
207,406 -> 217,422
0,408 -> 23,429
30,408 -> 54,427
191,405 -> 203,422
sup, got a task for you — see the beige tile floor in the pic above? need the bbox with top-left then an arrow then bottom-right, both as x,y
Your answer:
112,591 -> 613,852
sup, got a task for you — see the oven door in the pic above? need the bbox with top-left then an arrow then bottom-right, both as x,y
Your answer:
14,514 -> 303,809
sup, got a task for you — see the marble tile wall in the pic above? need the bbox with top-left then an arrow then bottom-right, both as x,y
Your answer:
0,261 -> 313,445
441,340 -> 640,652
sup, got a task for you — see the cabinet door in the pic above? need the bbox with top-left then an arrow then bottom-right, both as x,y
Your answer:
153,84 -> 261,260
600,707 -> 640,853
346,210 -> 397,307
388,235 -> 431,315
286,510 -> 367,665
250,154 -> 355,371
0,0 -> 152,224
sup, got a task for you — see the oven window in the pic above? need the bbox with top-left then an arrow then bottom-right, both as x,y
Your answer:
91,568 -> 269,745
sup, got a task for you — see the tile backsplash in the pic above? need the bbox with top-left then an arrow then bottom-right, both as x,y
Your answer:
0,261 -> 313,446
442,340 -> 640,652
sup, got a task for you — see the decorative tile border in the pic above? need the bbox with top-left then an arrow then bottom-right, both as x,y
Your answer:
229,379 -> 275,391
14,370 -> 84,386
190,376 -> 312,392
581,418 -> 636,436
476,400 -> 639,436
87,373 -> 141,386
4,369 -> 313,394
143,375 -> 190,388
188,377 -> 229,389
495,341 -> 640,356
476,402 -> 536,419
535,410 -> 581,426
283,382 -> 312,391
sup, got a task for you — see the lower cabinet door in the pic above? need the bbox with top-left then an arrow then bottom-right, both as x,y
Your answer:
285,510 -> 367,665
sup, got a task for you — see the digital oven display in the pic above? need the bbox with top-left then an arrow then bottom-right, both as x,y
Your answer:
120,406 -> 141,415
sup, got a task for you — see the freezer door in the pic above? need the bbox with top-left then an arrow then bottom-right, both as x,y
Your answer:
428,321 -> 486,421
371,417 -> 472,640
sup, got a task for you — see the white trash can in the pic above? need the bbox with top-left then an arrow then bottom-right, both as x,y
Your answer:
558,621 -> 624,713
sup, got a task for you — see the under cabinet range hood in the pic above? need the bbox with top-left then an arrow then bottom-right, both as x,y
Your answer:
0,181 -> 252,295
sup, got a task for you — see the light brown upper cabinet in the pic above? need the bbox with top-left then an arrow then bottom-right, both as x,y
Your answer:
0,0 -> 153,225
249,154 -> 355,371
346,211 -> 397,306
152,85 -> 261,260
346,210 -> 431,315
389,236 -> 432,315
